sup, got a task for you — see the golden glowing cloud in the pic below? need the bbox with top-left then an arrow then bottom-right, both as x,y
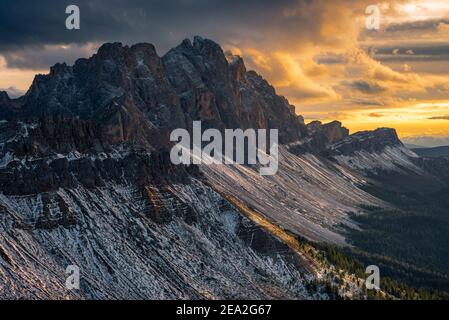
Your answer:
1,0 -> 448,138
225,0 -> 449,138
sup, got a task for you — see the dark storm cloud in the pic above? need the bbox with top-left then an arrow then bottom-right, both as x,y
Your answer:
0,0 -> 322,68
1,0 -> 363,70
349,98 -> 385,106
342,80 -> 386,94
363,43 -> 449,62
367,112 -> 384,118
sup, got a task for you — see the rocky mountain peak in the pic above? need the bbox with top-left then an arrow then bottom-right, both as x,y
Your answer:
96,42 -> 127,59
322,121 -> 350,144
49,62 -> 70,77
225,51 -> 247,82
331,127 -> 403,155
192,36 -> 224,56
165,36 -> 230,85
306,120 -> 323,133
161,37 -> 306,142
350,127 -> 401,145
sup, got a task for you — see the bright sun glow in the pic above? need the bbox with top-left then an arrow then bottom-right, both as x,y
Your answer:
403,4 -> 417,14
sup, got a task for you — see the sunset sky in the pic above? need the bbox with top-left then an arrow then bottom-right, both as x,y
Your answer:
1,0 -> 448,145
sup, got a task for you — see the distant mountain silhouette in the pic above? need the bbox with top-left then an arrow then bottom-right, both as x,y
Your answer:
412,145 -> 449,158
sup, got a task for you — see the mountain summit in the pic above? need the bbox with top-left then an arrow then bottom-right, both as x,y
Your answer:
1,37 -> 312,155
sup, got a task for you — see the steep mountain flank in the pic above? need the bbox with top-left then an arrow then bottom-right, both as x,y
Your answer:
0,37 -> 442,299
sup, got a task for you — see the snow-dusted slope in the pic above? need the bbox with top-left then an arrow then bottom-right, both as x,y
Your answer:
201,146 -> 386,245
333,145 -> 424,174
0,174 -> 319,299
200,129 -> 435,246
329,128 -> 425,175
0,120 -> 320,299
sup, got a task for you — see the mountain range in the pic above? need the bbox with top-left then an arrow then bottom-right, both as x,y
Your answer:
1,36 -> 448,299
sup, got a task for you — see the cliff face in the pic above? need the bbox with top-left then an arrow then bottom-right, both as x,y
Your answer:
330,128 -> 403,155
292,120 -> 350,154
0,37 -> 414,241
306,121 -> 349,144
3,37 -> 307,156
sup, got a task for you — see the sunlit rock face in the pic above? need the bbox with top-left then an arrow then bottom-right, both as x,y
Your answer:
0,91 -> 9,105
330,128 -> 403,155
306,121 -> 349,144
291,120 -> 351,154
3,37 -> 307,152
0,154 -> 316,299
163,36 -> 307,143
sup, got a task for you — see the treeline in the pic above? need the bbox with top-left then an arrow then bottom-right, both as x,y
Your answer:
315,243 -> 449,300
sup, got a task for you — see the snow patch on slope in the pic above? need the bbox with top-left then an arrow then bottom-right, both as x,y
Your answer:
0,179 -> 318,299
200,146 -> 385,245
334,145 -> 424,174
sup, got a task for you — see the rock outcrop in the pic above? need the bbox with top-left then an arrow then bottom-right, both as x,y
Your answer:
289,120 -> 350,154
3,37 -> 307,156
330,128 -> 402,155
